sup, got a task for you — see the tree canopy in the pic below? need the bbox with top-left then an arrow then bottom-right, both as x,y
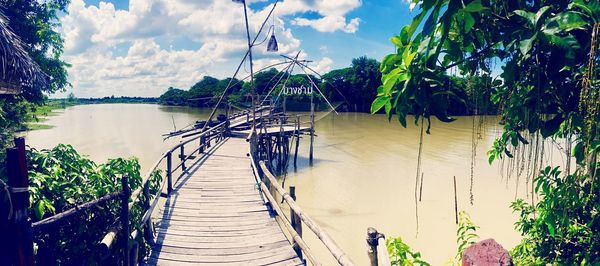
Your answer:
0,0 -> 70,157
373,0 -> 599,263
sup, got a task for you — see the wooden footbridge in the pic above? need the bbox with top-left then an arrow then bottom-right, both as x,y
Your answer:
144,106 -> 354,265
3,105 -> 395,266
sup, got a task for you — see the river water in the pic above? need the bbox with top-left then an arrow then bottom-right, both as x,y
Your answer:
23,104 -> 565,265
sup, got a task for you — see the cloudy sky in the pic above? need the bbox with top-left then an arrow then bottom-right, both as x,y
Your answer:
56,0 -> 414,98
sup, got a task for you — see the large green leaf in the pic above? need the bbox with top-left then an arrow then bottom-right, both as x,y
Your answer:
519,34 -> 537,56
569,0 -> 600,22
545,11 -> 587,31
464,12 -> 475,32
371,96 -> 390,114
534,6 -> 551,29
514,10 -> 536,27
382,68 -> 403,94
464,0 -> 486,12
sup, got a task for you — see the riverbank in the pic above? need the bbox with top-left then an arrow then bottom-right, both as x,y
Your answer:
24,97 -> 159,131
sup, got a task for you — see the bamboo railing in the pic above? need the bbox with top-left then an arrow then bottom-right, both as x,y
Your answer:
2,120 -> 230,266
247,129 -> 354,266
99,120 -> 230,263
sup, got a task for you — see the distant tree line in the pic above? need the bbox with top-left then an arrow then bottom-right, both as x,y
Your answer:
159,57 -> 383,113
75,96 -> 158,104
158,56 -> 497,115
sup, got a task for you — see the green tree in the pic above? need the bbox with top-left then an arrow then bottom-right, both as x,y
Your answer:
373,0 -> 599,263
159,87 -> 188,106
67,92 -> 77,103
188,76 -> 220,106
0,0 -> 70,158
348,57 -> 382,112
254,68 -> 280,96
0,0 -> 70,98
322,57 -> 381,112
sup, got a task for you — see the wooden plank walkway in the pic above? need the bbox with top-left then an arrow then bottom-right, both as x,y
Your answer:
145,137 -> 303,266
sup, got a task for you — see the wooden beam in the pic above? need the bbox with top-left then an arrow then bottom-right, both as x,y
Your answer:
6,138 -> 34,266
259,161 -> 354,266
0,81 -> 22,95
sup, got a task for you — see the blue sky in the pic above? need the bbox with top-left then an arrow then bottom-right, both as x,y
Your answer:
57,0 -> 414,98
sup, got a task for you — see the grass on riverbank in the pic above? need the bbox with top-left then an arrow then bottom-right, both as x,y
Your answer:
21,100 -> 77,131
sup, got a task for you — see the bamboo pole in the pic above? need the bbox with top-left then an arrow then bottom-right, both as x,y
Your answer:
258,182 -> 319,265
290,186 -> 303,260
120,175 -> 130,266
31,191 -> 121,233
419,173 -> 424,202
454,176 -> 458,225
142,182 -> 155,245
259,161 -> 354,265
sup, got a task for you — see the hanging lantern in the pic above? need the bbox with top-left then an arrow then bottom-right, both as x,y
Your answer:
267,32 -> 279,52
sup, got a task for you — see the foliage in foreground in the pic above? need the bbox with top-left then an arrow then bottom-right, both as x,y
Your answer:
375,0 -> 600,263
387,211 -> 479,266
510,166 -> 600,265
22,144 -> 162,264
387,236 -> 430,266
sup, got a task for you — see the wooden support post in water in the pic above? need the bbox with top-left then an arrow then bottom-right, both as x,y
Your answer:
294,116 -> 300,170
180,145 -> 186,172
120,175 -> 130,266
166,152 -> 173,195
290,187 -> 303,260
6,138 -> 34,266
309,102 -> 315,165
453,176 -> 458,224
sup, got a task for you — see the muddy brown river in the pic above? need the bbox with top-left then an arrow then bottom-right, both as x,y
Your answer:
24,104 -> 568,265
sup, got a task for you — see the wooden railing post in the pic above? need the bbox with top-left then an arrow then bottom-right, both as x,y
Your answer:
200,136 -> 205,153
290,187 -> 303,260
367,228 -> 379,266
120,175 -> 130,266
367,227 -> 390,266
179,145 -> 186,172
142,182 -> 154,245
6,137 -> 34,266
166,152 -> 173,195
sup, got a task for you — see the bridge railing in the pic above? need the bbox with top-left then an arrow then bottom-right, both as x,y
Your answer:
1,120 -> 230,265
247,129 -> 354,266
98,120 -> 230,262
1,138 -> 134,265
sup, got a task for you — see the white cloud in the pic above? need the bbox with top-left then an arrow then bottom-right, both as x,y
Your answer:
57,0 -> 360,98
312,57 -> 334,74
292,16 -> 360,33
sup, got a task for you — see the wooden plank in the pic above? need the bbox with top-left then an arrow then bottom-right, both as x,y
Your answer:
146,246 -> 298,265
152,240 -> 290,256
149,137 -> 301,265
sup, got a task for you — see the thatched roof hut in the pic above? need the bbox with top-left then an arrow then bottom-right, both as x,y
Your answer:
0,12 -> 49,95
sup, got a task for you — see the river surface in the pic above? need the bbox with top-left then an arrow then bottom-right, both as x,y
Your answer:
24,104 -> 566,265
